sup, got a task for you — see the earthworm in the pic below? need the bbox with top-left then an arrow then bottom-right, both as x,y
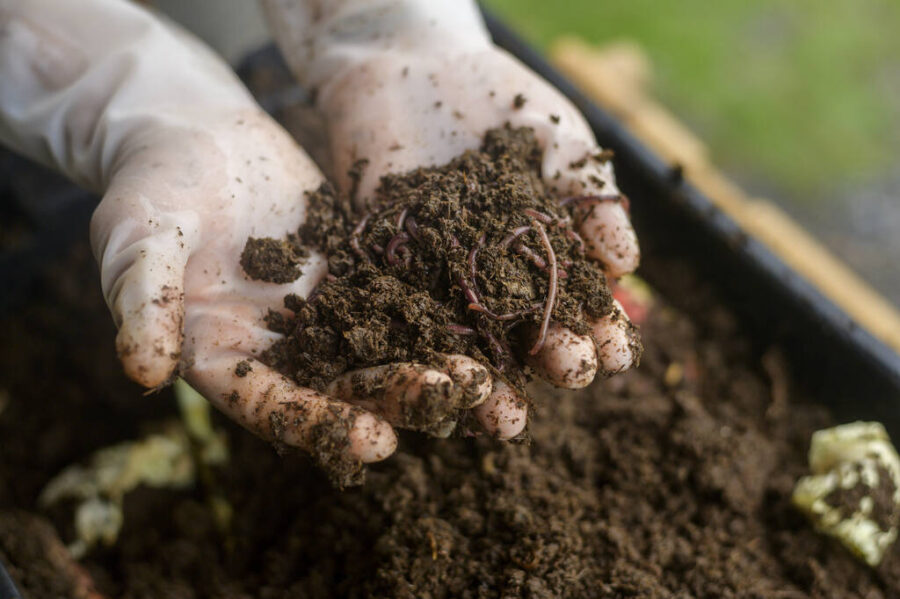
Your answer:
522,208 -> 555,225
565,229 -> 586,254
468,302 -> 542,321
516,244 -> 568,278
516,243 -> 547,269
482,328 -> 510,371
528,218 -> 558,356
350,213 -> 372,261
405,216 -> 421,240
451,236 -> 484,306
500,225 -> 531,248
395,207 -> 408,230
447,323 -> 477,335
523,208 -> 575,238
458,276 -> 480,305
467,303 -> 501,320
385,232 -> 411,265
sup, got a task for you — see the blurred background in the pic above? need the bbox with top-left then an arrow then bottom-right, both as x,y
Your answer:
157,0 -> 899,306
485,0 -> 900,305
87,0 -> 900,308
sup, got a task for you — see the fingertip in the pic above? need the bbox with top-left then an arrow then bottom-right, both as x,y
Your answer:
591,301 -> 639,375
116,323 -> 181,387
474,381 -> 527,440
347,411 -> 398,463
417,369 -> 455,394
100,220 -> 191,389
580,201 -> 640,278
523,324 -> 598,389
389,367 -> 460,431
440,354 -> 492,408
191,357 -> 397,465
328,363 -> 461,431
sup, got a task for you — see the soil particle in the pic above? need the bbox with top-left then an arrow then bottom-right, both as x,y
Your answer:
593,149 -> 615,163
234,360 -> 252,377
239,236 -> 306,284
569,156 -> 589,170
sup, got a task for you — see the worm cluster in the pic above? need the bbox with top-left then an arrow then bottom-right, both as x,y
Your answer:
254,126 -> 622,397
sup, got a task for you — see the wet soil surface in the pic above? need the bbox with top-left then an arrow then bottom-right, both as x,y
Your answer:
2,239 -> 899,598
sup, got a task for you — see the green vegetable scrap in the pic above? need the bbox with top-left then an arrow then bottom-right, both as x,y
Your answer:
792,421 -> 900,567
39,381 -> 228,558
174,378 -> 229,465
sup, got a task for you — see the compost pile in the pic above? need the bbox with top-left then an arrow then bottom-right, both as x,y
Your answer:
244,126 -> 622,405
2,241 -> 900,598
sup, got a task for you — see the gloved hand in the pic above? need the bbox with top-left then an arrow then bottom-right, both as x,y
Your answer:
0,0 -> 498,472
263,0 -> 642,439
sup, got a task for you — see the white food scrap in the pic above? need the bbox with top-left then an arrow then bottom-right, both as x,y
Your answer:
40,381 -> 228,558
792,421 -> 900,566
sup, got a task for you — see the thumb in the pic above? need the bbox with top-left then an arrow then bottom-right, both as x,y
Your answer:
91,192 -> 200,387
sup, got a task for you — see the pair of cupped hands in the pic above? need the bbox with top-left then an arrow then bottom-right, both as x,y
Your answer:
10,0 -> 640,465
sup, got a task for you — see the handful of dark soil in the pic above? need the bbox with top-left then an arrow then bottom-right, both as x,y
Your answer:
244,126 -> 629,428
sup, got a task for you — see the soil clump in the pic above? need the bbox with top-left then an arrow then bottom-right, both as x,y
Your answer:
248,126 -> 625,413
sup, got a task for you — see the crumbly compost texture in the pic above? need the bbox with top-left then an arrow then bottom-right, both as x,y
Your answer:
250,126 -> 621,397
239,236 -> 307,284
2,240 -> 900,598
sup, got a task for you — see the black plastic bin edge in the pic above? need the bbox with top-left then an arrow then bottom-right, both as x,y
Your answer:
486,13 -> 898,375
240,15 -> 900,432
0,559 -> 21,599
478,11 -> 900,430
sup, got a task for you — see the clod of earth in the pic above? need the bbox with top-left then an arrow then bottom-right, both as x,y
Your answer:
246,126 -> 638,457
239,237 -> 307,284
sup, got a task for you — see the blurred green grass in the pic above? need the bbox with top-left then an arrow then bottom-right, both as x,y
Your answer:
484,0 -> 900,199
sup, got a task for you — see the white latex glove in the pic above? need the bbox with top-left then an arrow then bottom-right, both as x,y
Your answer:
0,0 -> 496,470
263,0 -> 642,439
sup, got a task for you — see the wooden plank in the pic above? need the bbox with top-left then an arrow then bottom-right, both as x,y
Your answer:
551,37 -> 900,353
